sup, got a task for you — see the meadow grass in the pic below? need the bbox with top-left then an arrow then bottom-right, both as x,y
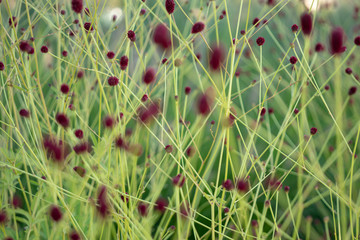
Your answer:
0,0 -> 360,239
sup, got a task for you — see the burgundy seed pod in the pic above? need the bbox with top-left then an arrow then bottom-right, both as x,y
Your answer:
236,178 -> 248,193
96,185 -> 110,218
9,16 -> 17,27
73,166 -> 86,177
108,76 -> 119,86
191,22 -> 205,34
140,9 -> 146,16
345,68 -> 353,75
60,84 -> 70,94
107,51 -> 115,59
153,24 -> 171,49
73,142 -> 91,154
315,43 -> 325,52
11,195 -> 22,209
0,210 -> 7,224
69,231 -> 81,240
165,0 -> 175,14
349,86 -> 357,95
289,56 -> 297,64
56,113 -> 70,128
84,22 -> 94,32
253,18 -> 260,27
329,27 -> 346,55
74,129 -> 83,139
120,56 -> 129,70
209,45 -> 225,71
49,205 -> 62,222
256,37 -> 265,46
19,109 -> 30,118
62,50 -> 68,57
77,71 -> 84,79
291,24 -> 298,32
300,13 -> 312,36
138,203 -> 148,217
165,145 -> 173,153
0,61 -> 4,71
127,30 -> 136,42
41,46 -> 48,53
284,186 -> 290,193
310,127 -> 317,135
71,0 -> 83,14
355,36 -> 360,46
143,68 -> 156,84
155,197 -> 168,213
103,115 -> 115,128
222,179 -> 234,191
184,86 -> 191,95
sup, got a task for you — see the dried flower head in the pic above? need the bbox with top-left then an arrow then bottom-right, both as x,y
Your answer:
127,30 -> 136,42
256,37 -> 265,46
120,55 -> 129,70
108,76 -> 119,86
165,0 -> 175,14
71,0 -> 83,14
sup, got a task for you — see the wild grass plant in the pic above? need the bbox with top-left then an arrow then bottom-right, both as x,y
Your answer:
0,0 -> 360,239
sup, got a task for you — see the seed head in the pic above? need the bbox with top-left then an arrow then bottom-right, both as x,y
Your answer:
108,76 -> 119,86
71,0 -> 83,14
103,115 -> 115,128
41,45 -> 48,53
289,56 -> 297,64
60,84 -> 70,94
141,94 -> 148,102
300,13 -> 313,36
127,30 -> 136,42
209,45 -> 225,71
49,205 -> 62,222
153,24 -> 171,49
143,68 -> 156,85
165,0 -> 175,14
19,109 -> 30,118
284,186 -> 290,193
62,50 -> 68,57
107,51 -> 115,59
310,127 -> 317,135
19,41 -> 32,53
253,18 -> 260,27
256,37 -> 265,46
184,86 -> 191,95
191,22 -> 205,34
120,55 -> 129,70
345,68 -> 352,75
294,108 -> 299,114
140,9 -> 146,16
69,231 -> 81,240
291,24 -> 298,32
56,113 -> 70,128
329,27 -> 346,55
77,71 -> 84,78
84,22 -> 94,32
222,179 -> 234,191
349,86 -> 357,95
236,178 -> 248,193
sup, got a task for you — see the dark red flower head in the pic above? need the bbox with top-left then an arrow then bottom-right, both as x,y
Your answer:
107,51 -> 115,59
349,86 -> 357,96
355,36 -> 360,46
165,145 -> 173,153
9,16 -> 17,27
73,166 -> 86,177
165,0 -> 175,14
96,185 -> 110,218
143,68 -> 156,85
103,115 -> 116,128
184,86 -> 191,95
43,136 -> 70,162
120,55 -> 129,70
197,87 -> 215,116
300,13 -> 312,36
253,18 -> 260,27
256,37 -> 265,46
19,109 -> 30,118
73,141 -> 91,154
49,205 -> 62,222
11,195 -> 22,209
222,179 -> 234,191
209,45 -> 225,71
69,231 -> 81,240
19,41 -> 33,53
74,129 -> 83,139
84,22 -> 94,32
60,84 -> 70,94
41,45 -> 48,53
153,24 -> 171,49
127,30 -> 136,42
236,178 -> 248,193
140,8 -> 146,16
0,210 -> 7,224
345,68 -> 352,75
155,197 -> 168,213
138,102 -> 160,124
329,27 -> 346,55
289,56 -> 297,65
291,24 -> 298,32
315,43 -> 325,52
56,113 -> 70,128
0,61 -> 4,71
172,174 -> 186,187
71,0 -> 83,14
310,127 -> 317,135
191,22 -> 205,34
108,76 -> 119,86
138,203 -> 148,217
